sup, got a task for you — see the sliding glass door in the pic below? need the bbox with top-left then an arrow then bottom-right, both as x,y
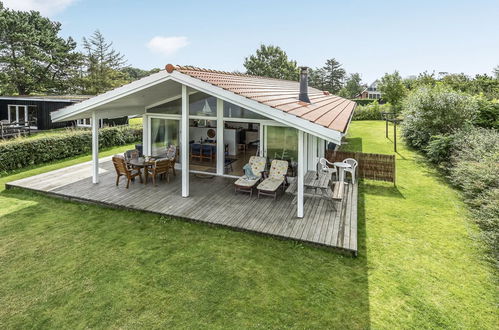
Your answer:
150,117 -> 179,157
265,126 -> 298,163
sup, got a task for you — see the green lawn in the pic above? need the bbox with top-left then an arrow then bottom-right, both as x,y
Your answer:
0,121 -> 496,328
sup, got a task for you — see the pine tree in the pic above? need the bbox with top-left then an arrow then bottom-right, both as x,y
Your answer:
322,58 -> 346,94
81,30 -> 128,94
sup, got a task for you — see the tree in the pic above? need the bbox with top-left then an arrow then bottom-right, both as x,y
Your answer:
243,44 -> 299,80
378,71 -> 407,111
308,67 -> 327,91
81,30 -> 128,94
0,3 -> 82,94
340,73 -> 363,98
415,71 -> 438,87
493,65 -> 499,79
440,73 -> 471,92
322,58 -> 346,94
468,74 -> 499,100
121,67 -> 160,81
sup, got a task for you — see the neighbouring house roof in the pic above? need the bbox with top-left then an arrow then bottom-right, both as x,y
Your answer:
357,80 -> 381,97
171,65 -> 356,133
0,95 -> 91,103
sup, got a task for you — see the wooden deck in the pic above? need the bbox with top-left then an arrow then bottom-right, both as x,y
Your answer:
6,157 -> 358,254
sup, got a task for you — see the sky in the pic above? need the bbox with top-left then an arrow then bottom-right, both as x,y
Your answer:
4,0 -> 499,83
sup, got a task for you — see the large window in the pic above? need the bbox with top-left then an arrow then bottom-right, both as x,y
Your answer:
77,118 -> 91,127
8,105 -> 17,122
266,126 -> 298,162
147,98 -> 181,114
189,92 -> 216,117
7,105 -> 37,126
223,101 -> 266,119
150,118 -> 179,157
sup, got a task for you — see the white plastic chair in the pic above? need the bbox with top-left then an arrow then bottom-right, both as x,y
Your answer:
342,158 -> 358,184
319,158 -> 337,182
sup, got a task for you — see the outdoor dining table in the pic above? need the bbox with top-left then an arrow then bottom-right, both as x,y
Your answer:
333,162 -> 351,183
128,158 -> 155,183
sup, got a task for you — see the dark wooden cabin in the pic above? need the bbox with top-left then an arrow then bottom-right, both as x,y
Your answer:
0,95 -> 128,130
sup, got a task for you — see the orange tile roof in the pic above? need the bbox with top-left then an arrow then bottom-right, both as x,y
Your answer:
167,64 -> 356,133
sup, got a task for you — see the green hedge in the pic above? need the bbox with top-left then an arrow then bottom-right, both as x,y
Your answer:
352,99 -> 377,106
0,125 -> 142,173
352,102 -> 392,121
447,128 -> 499,260
422,127 -> 499,262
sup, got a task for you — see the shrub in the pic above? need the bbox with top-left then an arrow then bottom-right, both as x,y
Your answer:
473,96 -> 499,130
0,125 -> 142,173
352,101 -> 392,120
401,85 -> 479,149
424,134 -> 455,166
449,127 -> 498,198
475,188 -> 499,254
448,127 -> 499,259
352,99 -> 377,106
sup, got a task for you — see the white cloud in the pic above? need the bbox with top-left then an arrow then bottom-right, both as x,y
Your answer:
147,36 -> 189,56
3,0 -> 77,16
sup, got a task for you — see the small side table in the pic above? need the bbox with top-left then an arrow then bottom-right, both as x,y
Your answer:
333,162 -> 351,183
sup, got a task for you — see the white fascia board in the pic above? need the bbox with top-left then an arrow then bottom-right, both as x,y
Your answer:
62,106 -> 145,121
170,71 -> 343,144
93,107 -> 145,120
51,70 -> 171,122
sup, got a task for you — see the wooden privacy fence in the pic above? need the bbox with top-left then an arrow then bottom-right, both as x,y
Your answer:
326,150 -> 396,184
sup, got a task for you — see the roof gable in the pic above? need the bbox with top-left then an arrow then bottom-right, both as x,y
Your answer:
172,65 -> 355,133
51,65 -> 356,143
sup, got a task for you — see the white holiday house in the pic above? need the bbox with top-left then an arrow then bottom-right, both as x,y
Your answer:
50,64 -> 356,218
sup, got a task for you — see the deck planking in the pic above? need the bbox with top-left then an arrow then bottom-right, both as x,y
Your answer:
6,157 -> 358,254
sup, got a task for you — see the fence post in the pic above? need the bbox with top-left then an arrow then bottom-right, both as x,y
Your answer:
394,120 -> 397,153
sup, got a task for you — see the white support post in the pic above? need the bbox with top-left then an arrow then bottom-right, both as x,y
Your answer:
216,98 -> 224,175
259,125 -> 265,157
142,114 -> 151,156
307,134 -> 316,170
91,111 -> 99,184
142,114 -> 149,156
310,135 -> 318,170
181,85 -> 190,197
297,130 -> 304,218
303,133 -> 308,172
318,138 -> 325,159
